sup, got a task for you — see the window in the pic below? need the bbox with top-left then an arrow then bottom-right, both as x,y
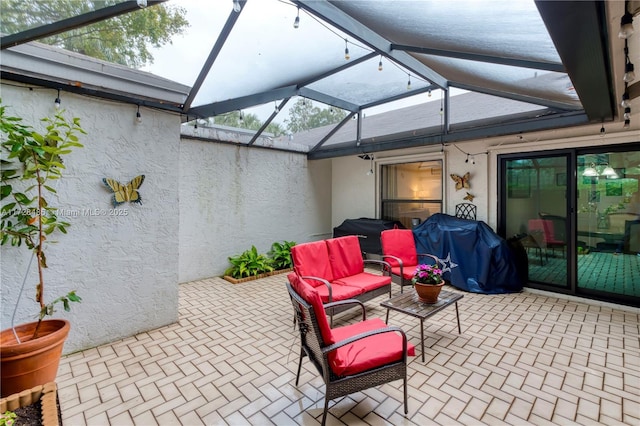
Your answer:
380,160 -> 443,229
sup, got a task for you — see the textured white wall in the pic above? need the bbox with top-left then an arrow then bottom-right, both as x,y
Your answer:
1,85 -> 180,353
178,135 -> 332,282
331,156 -> 376,226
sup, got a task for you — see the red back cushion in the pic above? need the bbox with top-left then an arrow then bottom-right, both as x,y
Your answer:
380,229 -> 417,267
291,240 -> 334,284
326,236 -> 364,279
288,273 -> 335,345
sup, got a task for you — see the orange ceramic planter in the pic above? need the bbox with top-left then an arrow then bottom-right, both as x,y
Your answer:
414,281 -> 444,304
0,319 -> 70,398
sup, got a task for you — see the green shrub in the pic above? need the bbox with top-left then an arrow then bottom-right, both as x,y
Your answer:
224,245 -> 274,279
268,240 -> 296,270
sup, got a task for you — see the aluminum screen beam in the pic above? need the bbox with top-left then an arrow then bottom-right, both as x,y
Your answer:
188,85 -> 298,118
535,0 -> 615,121
309,111 -> 358,153
307,112 -> 589,160
296,0 -> 448,90
391,44 -> 565,73
182,0 -> 246,112
1,1 -> 167,49
248,98 -> 290,146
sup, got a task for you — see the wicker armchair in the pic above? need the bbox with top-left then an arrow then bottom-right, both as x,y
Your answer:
380,228 -> 441,292
287,276 -> 414,426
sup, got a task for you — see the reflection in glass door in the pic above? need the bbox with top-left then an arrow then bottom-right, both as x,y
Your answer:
576,151 -> 640,300
502,155 -> 570,288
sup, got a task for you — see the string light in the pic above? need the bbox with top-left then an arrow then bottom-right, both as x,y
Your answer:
618,2 -> 634,39
623,44 -> 635,83
600,122 -> 605,136
239,110 -> 244,123
136,0 -> 147,7
54,89 -> 61,109
465,154 -> 469,163
293,7 -> 300,28
621,88 -> 630,108
378,55 -> 383,71
232,0 -> 241,13
344,39 -> 350,60
428,89 -> 432,97
136,105 -> 142,123
407,74 -> 411,90
274,101 -> 279,113
624,107 -> 631,121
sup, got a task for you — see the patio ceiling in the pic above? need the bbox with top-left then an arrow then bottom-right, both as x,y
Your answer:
1,0 -> 637,159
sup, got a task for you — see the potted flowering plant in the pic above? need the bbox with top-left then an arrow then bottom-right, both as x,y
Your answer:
411,263 -> 444,303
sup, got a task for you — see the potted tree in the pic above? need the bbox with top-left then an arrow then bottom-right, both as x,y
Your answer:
0,103 -> 85,398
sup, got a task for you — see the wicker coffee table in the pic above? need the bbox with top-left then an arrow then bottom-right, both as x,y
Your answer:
381,289 -> 463,362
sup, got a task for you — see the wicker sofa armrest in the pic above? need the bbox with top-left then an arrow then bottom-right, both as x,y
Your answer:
300,275 -> 334,302
363,259 -> 392,275
417,253 -> 442,267
323,299 -> 366,321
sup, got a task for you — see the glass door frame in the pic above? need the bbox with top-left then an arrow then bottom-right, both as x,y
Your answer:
498,149 -> 575,295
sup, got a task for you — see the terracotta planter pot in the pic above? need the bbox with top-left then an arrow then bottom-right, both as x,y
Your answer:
0,319 -> 70,398
414,281 -> 445,304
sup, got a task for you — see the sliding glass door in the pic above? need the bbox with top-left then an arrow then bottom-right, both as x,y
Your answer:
499,145 -> 640,307
501,153 -> 570,289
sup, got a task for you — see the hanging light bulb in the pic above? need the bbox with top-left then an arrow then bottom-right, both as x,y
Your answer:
232,0 -> 242,13
378,55 -> 383,71
136,105 -> 142,123
624,107 -> 632,121
465,154 -> 469,163
274,101 -> 279,113
472,156 -> 476,165
54,89 -> 61,109
600,123 -> 605,136
428,89 -> 432,97
344,39 -> 350,60
136,0 -> 147,7
239,110 -> 244,123
623,119 -> 631,129
439,106 -> 444,115
366,155 -> 374,176
621,91 -> 630,108
407,74 -> 411,90
293,7 -> 300,28
619,10 -> 634,39
624,61 -> 635,83
582,163 -> 598,176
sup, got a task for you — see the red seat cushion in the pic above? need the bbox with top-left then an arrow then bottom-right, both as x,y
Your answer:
335,272 -> 391,292
390,265 -> 418,280
326,235 -> 364,280
315,282 -> 363,303
381,229 -> 418,268
291,240 -> 334,284
329,318 -> 415,376
288,272 -> 335,344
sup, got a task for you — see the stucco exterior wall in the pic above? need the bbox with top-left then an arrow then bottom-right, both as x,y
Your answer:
1,85 -> 180,353
178,135 -> 332,282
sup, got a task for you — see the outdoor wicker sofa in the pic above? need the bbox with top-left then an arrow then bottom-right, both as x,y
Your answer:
290,235 -> 392,322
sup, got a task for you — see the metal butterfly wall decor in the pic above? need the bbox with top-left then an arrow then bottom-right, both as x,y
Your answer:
450,172 -> 470,191
102,175 -> 145,207
463,192 -> 475,202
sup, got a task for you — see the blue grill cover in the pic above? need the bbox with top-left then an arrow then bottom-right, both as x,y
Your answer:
413,214 -> 523,294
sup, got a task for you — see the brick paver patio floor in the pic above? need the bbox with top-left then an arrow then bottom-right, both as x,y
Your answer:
57,275 -> 640,425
